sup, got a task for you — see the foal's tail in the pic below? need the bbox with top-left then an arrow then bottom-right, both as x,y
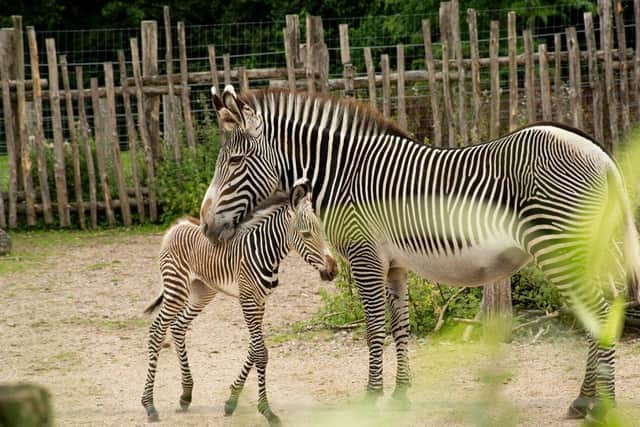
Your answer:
144,292 -> 164,315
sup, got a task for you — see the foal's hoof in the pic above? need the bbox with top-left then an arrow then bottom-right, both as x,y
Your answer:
178,394 -> 192,411
145,407 -> 160,422
224,397 -> 239,416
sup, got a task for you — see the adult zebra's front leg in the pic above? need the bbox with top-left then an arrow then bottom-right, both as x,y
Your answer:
350,244 -> 389,399
170,279 -> 217,412
386,266 -> 411,407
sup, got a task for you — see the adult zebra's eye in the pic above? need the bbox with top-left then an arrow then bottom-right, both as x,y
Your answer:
300,231 -> 312,239
229,155 -> 243,165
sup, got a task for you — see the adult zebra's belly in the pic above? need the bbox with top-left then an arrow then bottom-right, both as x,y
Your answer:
385,237 -> 532,286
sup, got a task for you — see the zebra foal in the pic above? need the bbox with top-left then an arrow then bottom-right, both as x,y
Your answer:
141,182 -> 337,424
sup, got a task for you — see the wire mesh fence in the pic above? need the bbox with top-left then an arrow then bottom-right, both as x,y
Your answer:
3,3 -> 633,155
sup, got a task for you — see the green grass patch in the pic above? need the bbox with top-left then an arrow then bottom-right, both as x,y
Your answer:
65,315 -> 148,330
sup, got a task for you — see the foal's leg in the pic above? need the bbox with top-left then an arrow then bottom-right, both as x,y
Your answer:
141,292 -> 186,421
170,279 -> 217,411
385,266 -> 411,407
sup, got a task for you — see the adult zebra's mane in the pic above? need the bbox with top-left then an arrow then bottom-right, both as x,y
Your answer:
239,88 -> 412,141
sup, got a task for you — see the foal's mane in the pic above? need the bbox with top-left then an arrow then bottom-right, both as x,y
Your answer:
239,88 -> 412,140
237,192 -> 290,232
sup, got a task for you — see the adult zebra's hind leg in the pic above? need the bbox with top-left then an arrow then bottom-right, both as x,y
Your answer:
532,240 -> 616,419
386,266 -> 411,408
170,279 -> 217,412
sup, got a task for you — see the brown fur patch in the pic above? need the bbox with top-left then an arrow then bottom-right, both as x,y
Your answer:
199,199 -> 212,222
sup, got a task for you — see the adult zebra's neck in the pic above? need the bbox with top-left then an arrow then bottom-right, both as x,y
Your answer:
248,90 -> 415,212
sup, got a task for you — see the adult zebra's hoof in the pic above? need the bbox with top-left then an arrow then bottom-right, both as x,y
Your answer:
388,391 -> 411,411
267,413 -> 282,427
145,406 -> 160,422
567,396 -> 594,419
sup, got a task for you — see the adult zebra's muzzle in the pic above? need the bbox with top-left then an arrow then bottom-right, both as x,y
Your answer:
319,255 -> 338,281
201,221 -> 236,244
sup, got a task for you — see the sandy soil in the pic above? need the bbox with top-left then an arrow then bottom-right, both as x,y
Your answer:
1,229 -> 639,426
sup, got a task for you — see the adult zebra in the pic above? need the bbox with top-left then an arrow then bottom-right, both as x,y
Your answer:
200,86 -> 640,418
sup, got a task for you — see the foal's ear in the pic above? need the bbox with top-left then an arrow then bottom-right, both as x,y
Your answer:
290,178 -> 311,208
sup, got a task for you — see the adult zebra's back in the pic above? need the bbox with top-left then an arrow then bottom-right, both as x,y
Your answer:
200,86 -> 640,419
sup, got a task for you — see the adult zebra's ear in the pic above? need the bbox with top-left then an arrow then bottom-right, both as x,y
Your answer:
212,85 -> 243,132
291,178 -> 311,208
213,85 -> 260,136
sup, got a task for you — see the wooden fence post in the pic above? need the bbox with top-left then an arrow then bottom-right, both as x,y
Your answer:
538,44 -> 552,121
600,0 -> 619,148
508,11 -> 518,131
481,279 -> 513,342
339,24 -> 354,97
635,0 -> 640,121
553,33 -> 563,122
467,10 -> 481,144
451,0 -> 467,146
177,21 -> 196,149
584,12 -> 604,143
523,29 -> 536,124
223,53 -> 231,87
423,19 -> 442,146
45,38 -> 71,227
131,37 -> 158,222
566,27 -> 583,129
104,62 -> 132,226
90,77 -> 115,227
284,15 -> 300,92
163,6 -> 179,161
305,15 -> 329,94
0,29 -> 18,228
26,26 -> 53,225
363,47 -> 377,109
614,0 -> 630,135
60,55 -> 86,229
396,44 -> 407,131
118,50 -> 145,223
141,20 -> 160,163
440,2 -> 456,148
13,16 -> 37,226
75,66 -> 98,229
380,54 -> 391,119
489,20 -> 500,139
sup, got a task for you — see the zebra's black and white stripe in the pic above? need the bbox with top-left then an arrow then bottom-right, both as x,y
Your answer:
142,182 -> 337,424
201,87 -> 640,418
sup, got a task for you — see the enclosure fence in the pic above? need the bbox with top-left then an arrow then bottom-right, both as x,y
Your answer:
0,0 -> 638,230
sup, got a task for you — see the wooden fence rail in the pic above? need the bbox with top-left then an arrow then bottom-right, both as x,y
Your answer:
0,0 -> 639,230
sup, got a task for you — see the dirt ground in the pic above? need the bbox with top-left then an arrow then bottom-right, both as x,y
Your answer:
1,228 -> 639,426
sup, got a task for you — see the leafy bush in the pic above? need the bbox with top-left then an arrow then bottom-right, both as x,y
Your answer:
154,123 -> 221,223
315,257 -> 483,337
511,265 -> 564,312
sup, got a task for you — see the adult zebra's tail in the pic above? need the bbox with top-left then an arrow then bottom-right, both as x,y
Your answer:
144,293 -> 164,315
610,163 -> 640,304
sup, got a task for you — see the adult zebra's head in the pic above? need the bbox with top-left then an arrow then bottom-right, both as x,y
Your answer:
201,85 -> 280,243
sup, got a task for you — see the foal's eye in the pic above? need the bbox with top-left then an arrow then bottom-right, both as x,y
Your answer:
300,231 -> 312,239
